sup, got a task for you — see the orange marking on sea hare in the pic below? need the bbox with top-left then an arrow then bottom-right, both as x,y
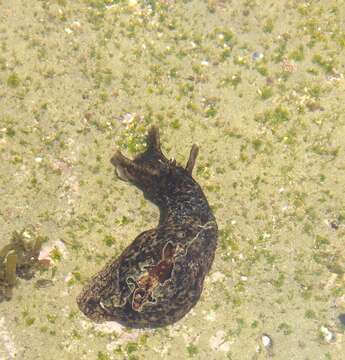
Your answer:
132,243 -> 175,311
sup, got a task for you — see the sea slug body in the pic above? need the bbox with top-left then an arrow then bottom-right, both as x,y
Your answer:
77,126 -> 218,328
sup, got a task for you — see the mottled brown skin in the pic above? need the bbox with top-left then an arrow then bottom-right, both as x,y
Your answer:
77,126 -> 218,328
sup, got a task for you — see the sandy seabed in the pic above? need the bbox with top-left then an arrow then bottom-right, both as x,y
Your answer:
0,0 -> 345,359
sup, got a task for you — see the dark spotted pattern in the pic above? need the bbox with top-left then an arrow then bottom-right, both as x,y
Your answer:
77,127 -> 218,328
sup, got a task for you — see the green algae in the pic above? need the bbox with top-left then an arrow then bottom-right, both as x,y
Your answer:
0,229 -> 45,301
6,73 -> 20,88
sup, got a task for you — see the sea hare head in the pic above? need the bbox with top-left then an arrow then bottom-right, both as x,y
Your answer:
111,127 -> 173,202
111,127 -> 199,205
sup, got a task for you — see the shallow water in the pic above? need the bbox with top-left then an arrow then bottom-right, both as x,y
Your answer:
0,0 -> 345,359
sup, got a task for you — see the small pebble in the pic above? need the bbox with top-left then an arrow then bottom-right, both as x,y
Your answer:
320,325 -> 335,342
70,21 -> 81,30
38,258 -> 51,268
35,279 -> 54,289
22,230 -> 32,239
252,51 -> 264,61
128,0 -> 138,7
330,220 -> 338,230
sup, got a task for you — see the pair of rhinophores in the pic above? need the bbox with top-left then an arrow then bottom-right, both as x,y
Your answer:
77,126 -> 218,328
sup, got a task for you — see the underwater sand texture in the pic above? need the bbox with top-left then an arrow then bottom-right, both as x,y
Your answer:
0,0 -> 345,359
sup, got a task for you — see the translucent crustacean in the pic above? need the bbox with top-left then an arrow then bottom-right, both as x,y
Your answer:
0,229 -> 44,301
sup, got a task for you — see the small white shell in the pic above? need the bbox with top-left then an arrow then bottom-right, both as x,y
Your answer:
262,333 -> 272,348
